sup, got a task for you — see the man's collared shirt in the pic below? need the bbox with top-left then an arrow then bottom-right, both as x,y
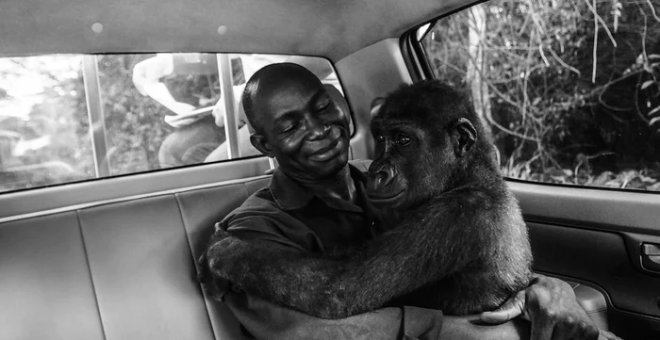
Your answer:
217,163 -> 377,252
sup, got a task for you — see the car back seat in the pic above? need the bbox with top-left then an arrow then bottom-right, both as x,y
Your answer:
0,175 -> 269,340
0,173 -> 610,340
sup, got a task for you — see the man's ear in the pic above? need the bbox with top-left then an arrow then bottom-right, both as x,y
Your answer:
250,133 -> 274,158
450,118 -> 477,157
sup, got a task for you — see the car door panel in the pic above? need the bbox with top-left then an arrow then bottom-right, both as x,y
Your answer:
510,181 -> 660,339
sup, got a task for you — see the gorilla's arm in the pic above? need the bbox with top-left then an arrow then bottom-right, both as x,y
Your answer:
207,190 -> 500,319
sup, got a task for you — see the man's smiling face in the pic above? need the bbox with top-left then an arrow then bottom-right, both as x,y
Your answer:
249,65 -> 350,181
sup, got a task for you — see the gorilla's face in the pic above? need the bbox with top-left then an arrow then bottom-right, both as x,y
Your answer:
366,82 -> 478,212
367,117 -> 449,211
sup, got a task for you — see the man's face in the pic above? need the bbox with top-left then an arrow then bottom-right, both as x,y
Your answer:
251,73 -> 350,180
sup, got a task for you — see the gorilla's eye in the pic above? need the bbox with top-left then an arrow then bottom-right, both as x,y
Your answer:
394,134 -> 411,146
375,134 -> 385,143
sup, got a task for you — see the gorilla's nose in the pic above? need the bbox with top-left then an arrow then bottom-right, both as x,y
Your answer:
367,166 -> 396,193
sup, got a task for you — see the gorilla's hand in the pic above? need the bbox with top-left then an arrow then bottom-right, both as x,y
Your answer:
198,229 -> 233,300
479,275 -> 621,340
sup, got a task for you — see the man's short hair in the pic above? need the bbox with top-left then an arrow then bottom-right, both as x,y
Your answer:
241,62 -> 318,134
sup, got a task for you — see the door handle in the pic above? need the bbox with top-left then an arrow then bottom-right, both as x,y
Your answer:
641,243 -> 660,273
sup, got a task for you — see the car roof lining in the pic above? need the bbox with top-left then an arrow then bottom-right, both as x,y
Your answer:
0,0 -> 478,60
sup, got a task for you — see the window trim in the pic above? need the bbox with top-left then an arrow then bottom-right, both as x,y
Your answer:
0,52 -> 348,194
400,0 -> 488,81
82,55 -> 111,177
0,155 -> 272,221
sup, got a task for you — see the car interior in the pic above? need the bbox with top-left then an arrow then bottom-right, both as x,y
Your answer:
1,0 -> 659,339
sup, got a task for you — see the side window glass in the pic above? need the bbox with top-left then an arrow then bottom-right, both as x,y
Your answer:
419,0 -> 660,192
0,56 -> 93,191
0,53 -> 344,193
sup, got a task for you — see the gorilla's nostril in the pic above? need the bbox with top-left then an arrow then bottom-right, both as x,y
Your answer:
376,172 -> 388,185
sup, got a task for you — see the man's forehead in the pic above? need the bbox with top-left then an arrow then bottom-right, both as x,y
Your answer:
259,71 -> 320,96
256,78 -> 324,114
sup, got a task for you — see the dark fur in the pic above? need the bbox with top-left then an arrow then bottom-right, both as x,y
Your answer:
205,80 -> 532,318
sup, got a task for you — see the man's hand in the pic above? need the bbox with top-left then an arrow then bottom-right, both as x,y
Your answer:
480,275 -> 622,340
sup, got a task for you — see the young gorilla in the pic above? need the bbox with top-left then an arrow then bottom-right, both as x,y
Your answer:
208,80 -> 532,317
365,81 -> 531,313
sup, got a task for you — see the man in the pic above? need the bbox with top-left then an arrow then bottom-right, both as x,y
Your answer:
201,63 -> 617,340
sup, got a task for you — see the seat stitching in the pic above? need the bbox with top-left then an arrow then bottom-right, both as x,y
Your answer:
174,193 -> 218,340
76,210 -> 108,340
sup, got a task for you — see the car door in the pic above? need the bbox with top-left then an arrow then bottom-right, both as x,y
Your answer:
406,1 -> 660,338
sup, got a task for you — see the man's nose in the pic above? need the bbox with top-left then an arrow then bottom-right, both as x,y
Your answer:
304,115 -> 330,140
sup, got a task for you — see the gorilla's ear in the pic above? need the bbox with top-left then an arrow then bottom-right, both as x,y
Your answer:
250,133 -> 274,158
450,118 -> 477,157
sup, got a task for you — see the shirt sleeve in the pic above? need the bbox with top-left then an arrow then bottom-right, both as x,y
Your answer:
217,199 -> 322,251
224,292 -> 444,340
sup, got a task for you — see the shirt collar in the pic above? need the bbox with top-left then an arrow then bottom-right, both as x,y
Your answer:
270,164 -> 367,211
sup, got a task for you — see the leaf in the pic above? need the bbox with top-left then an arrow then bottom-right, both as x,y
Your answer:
649,54 -> 660,60
604,179 -> 622,188
641,80 -> 655,90
649,115 -> 660,126
648,106 -> 660,116
591,171 -> 613,185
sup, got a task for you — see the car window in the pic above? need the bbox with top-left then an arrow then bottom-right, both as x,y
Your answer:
417,0 -> 660,192
0,53 -> 344,193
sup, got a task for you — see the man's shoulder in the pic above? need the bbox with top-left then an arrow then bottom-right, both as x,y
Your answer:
215,186 -> 282,233
217,185 -> 318,251
229,186 -> 280,217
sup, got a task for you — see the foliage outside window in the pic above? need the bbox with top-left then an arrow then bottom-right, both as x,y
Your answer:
421,0 -> 660,191
0,53 -> 341,193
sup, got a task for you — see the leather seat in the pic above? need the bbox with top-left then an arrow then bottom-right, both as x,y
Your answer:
0,174 -> 609,339
0,176 -> 268,340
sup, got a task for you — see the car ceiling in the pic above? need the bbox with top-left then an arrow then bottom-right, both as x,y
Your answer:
0,0 -> 477,60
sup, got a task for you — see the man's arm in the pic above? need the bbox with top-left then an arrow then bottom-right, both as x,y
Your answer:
222,289 -> 530,340
480,275 -> 622,340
